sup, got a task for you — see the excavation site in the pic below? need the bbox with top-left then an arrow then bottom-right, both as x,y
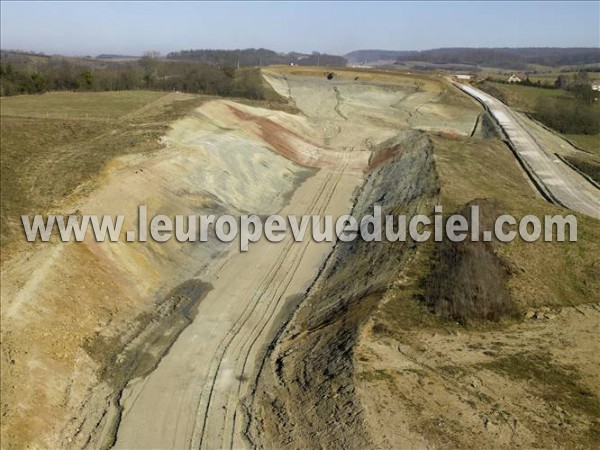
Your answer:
2,55 -> 600,449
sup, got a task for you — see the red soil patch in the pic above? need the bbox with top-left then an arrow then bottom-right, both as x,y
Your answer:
368,145 -> 403,170
226,105 -> 322,168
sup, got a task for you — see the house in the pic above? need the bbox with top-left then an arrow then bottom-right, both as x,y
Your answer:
507,74 -> 522,83
454,74 -> 473,81
592,82 -> 600,92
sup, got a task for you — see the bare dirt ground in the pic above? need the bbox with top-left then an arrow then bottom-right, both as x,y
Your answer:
114,151 -> 361,450
357,303 -> 600,449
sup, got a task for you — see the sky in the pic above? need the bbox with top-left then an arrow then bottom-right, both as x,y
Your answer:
1,1 -> 599,56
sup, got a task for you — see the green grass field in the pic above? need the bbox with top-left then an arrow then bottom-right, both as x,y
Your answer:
479,67 -> 600,84
566,133 -> 600,155
479,81 -> 573,111
0,91 -> 166,119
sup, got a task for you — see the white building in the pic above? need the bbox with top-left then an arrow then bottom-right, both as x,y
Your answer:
507,74 -> 522,83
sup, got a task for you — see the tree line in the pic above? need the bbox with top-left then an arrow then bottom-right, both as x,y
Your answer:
347,47 -> 600,69
482,70 -> 599,135
535,71 -> 599,135
166,48 -> 347,67
0,52 -> 269,99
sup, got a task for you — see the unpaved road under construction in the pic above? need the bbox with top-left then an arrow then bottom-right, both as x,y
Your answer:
112,71 -> 479,449
115,155 -> 360,449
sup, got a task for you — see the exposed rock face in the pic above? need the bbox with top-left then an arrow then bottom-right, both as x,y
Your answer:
247,131 -> 439,449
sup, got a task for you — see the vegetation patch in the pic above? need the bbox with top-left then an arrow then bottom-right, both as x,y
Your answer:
422,202 -> 518,324
357,369 -> 395,384
480,352 -> 600,420
434,135 -> 600,309
564,154 -> 600,184
478,81 -> 566,111
534,98 -> 599,134
478,79 -> 600,144
565,134 -> 600,156
375,133 -> 600,336
1,54 -> 279,101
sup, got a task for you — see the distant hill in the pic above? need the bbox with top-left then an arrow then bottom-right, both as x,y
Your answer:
1,47 -> 349,77
96,54 -> 140,59
0,50 -> 52,65
345,47 -> 600,69
344,50 -> 420,64
166,48 -> 347,67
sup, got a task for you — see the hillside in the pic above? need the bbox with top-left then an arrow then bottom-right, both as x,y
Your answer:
166,48 -> 347,67
345,47 -> 600,69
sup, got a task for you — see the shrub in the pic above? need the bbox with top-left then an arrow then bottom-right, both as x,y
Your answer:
534,98 -> 600,135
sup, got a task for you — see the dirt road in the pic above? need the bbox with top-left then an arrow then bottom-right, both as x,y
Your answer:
456,83 -> 600,219
113,152 -> 363,449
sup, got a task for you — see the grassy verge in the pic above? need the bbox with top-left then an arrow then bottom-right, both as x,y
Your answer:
365,133 -> 600,448
566,134 -> 600,156
478,81 -> 571,111
435,136 -> 600,309
563,154 -> 600,184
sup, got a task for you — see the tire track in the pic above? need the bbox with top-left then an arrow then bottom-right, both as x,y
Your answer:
226,157 -> 350,449
191,155 -> 349,449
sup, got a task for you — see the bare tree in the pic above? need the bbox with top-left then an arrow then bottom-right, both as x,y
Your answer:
140,51 -> 161,88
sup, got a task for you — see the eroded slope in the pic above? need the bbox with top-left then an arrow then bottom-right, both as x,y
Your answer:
249,69 -> 600,450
